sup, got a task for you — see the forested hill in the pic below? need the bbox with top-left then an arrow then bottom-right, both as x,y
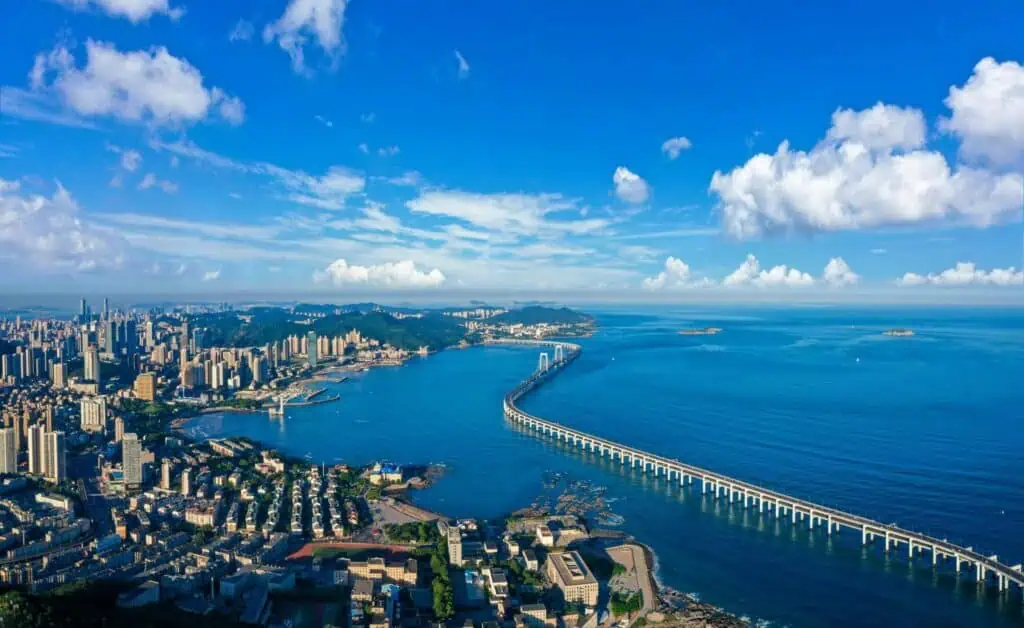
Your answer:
187,304 -> 593,351
195,309 -> 464,351
489,306 -> 594,325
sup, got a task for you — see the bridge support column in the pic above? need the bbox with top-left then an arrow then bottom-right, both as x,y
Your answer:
791,508 -> 796,524
884,531 -> 891,552
976,562 -> 983,583
955,555 -> 962,573
861,526 -> 867,545
932,549 -> 938,566
774,500 -> 780,518
760,497 -> 766,514
827,515 -> 833,535
908,540 -> 914,559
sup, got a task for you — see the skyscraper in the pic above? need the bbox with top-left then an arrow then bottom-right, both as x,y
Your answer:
180,467 -> 191,495
113,417 -> 125,443
161,459 -> 171,490
79,298 -> 87,322
103,297 -> 109,320
134,372 -> 156,401
104,320 -> 117,354
307,331 -> 318,368
44,405 -> 54,432
123,433 -> 142,488
84,348 -> 101,385
0,428 -> 16,474
43,431 -> 66,483
27,424 -> 43,475
145,321 -> 155,348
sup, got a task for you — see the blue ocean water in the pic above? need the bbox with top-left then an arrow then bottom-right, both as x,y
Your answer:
186,306 -> 1024,627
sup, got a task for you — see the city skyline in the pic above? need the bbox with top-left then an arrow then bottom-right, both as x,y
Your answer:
1,1 -> 1023,301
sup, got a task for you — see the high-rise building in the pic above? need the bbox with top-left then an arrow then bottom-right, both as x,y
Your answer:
123,433 -> 142,488
180,467 -> 191,495
144,321 -> 155,348
51,362 -> 66,388
84,348 -> 101,385
44,405 -> 54,432
0,428 -> 17,474
79,298 -> 87,322
307,331 -> 318,368
104,320 -> 117,354
39,430 -> 66,485
43,431 -> 67,483
80,398 -> 107,433
161,458 -> 171,490
133,372 -> 156,402
12,412 -> 22,454
27,425 -> 44,475
113,417 -> 125,443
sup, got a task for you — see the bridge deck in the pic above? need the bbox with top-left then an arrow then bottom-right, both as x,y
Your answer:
491,339 -> 1023,592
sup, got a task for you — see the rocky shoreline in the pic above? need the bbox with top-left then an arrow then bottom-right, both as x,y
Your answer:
637,542 -> 748,627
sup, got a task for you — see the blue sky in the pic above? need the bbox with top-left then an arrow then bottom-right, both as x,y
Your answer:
1,0 -> 1022,302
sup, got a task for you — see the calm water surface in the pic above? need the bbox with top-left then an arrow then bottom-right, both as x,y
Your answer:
186,306 -> 1024,627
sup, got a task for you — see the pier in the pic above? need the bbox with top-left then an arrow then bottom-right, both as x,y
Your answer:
492,338 -> 1024,596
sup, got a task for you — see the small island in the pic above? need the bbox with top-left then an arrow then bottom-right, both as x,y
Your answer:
679,327 -> 723,336
883,328 -> 914,337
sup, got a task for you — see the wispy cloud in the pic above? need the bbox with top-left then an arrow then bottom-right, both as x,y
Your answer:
454,50 -> 470,79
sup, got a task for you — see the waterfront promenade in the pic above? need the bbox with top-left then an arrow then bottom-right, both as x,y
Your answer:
491,338 -> 1024,596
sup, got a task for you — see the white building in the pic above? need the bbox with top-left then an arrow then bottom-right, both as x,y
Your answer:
80,397 -> 107,433
27,424 -> 44,475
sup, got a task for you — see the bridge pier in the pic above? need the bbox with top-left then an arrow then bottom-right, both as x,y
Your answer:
826,515 -> 833,535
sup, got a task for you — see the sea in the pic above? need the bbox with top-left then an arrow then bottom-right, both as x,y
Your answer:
184,305 -> 1024,627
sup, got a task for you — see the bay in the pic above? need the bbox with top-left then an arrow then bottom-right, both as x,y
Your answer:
185,306 -> 1024,627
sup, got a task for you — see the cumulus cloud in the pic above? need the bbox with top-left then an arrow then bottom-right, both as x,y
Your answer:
641,256 -> 709,290
613,166 -> 650,204
263,0 -> 349,74
822,257 -> 860,286
314,259 -> 446,288
454,50 -> 470,79
377,145 -> 400,157
56,0 -> 184,22
940,57 -> 1024,165
202,269 -> 221,281
723,254 -> 814,287
0,178 -> 127,272
661,136 -> 692,159
710,100 -> 1022,238
28,40 -> 245,127
897,262 -> 1023,287
826,103 -> 927,151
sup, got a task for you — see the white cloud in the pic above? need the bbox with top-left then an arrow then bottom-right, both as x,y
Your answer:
106,143 -> 141,171
642,256 -> 708,290
56,0 -> 184,22
661,136 -> 692,159
0,144 -> 18,158
29,40 -> 245,127
149,138 -> 365,209
314,114 -> 333,128
897,262 -> 1023,287
454,50 -> 470,79
612,166 -> 650,204
0,88 -> 97,129
826,103 -> 927,151
822,257 -> 860,286
710,102 -> 1023,238
871,248 -> 887,255
229,19 -> 255,42
137,173 -> 178,193
940,57 -> 1024,166
202,269 -> 221,281
377,145 -> 400,157
0,178 -> 127,272
384,170 -> 424,187
407,190 -> 607,237
360,112 -> 375,123
358,143 -> 369,154
263,0 -> 349,74
314,259 -> 446,288
723,254 -> 814,287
